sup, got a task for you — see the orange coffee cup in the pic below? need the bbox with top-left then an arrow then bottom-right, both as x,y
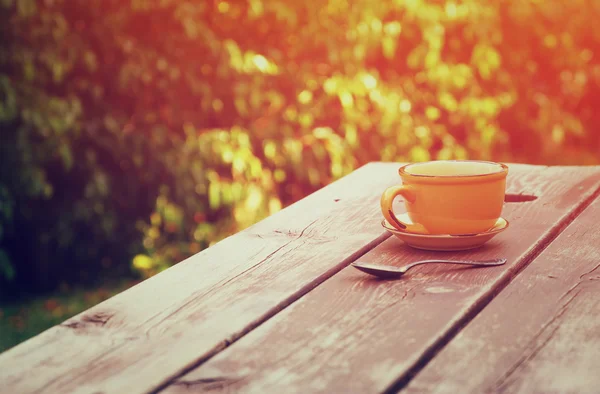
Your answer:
380,160 -> 508,235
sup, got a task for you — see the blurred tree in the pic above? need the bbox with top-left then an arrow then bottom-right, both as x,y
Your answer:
1,0 -> 599,295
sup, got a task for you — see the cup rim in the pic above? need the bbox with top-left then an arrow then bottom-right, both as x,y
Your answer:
399,160 -> 508,179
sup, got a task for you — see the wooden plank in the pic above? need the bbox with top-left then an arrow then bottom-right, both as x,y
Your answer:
0,163 -> 402,394
163,165 -> 600,394
403,194 -> 600,394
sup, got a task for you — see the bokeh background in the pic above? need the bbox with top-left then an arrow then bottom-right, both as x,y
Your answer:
2,0 -> 600,351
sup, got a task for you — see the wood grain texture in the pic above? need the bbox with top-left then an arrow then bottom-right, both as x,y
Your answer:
163,165 -> 600,394
404,194 -> 600,394
0,163 -> 402,394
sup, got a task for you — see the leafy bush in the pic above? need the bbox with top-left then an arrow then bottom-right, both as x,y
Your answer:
1,0 -> 599,296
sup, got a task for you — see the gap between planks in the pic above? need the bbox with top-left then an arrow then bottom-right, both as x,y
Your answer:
383,172 -> 600,393
402,191 -> 600,394
150,231 -> 391,394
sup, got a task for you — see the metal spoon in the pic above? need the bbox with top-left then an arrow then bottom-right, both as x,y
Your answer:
351,258 -> 507,279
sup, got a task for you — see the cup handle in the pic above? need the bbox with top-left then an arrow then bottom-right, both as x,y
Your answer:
380,185 -> 427,233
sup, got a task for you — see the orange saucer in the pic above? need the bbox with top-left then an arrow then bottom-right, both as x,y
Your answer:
382,213 -> 509,251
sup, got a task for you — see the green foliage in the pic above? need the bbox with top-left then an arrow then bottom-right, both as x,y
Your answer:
1,0 -> 600,292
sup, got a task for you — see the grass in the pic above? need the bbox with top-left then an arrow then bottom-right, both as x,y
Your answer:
0,279 -> 138,353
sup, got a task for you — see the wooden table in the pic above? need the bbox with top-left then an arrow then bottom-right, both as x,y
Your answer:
2,163 -> 600,394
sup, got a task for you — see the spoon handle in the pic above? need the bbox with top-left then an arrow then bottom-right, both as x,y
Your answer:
403,258 -> 506,271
